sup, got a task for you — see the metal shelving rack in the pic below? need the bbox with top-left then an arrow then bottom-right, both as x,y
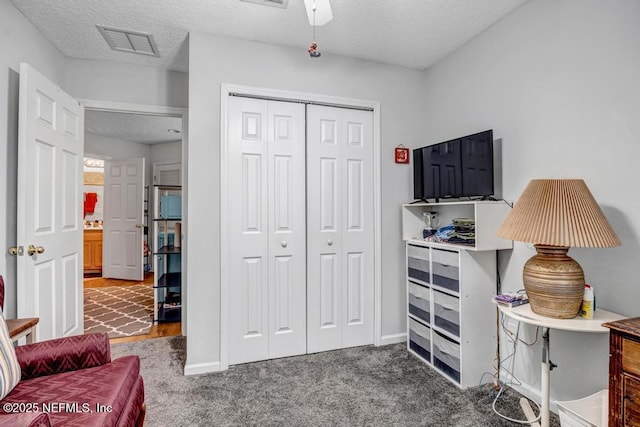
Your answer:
144,185 -> 151,272
153,185 -> 182,323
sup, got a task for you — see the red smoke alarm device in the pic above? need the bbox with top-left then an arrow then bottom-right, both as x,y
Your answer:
395,145 -> 410,164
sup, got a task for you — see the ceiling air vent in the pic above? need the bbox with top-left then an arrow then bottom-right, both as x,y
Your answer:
239,0 -> 289,9
97,25 -> 160,57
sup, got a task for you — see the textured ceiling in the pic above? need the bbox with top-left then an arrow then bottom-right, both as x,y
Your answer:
85,111 -> 182,145
10,0 -> 529,73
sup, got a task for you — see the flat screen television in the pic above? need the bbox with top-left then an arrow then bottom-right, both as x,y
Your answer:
413,130 -> 494,201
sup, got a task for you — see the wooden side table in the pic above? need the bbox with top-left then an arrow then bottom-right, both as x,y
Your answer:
6,317 -> 39,344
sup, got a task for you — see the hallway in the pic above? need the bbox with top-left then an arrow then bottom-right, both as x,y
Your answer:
84,273 -> 181,344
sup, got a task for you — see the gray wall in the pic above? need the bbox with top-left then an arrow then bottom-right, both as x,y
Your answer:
0,1 -> 67,317
419,0 -> 640,403
187,33 -> 428,372
65,59 -> 189,108
151,141 -> 182,166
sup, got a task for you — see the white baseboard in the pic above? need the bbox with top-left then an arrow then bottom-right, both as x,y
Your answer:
378,332 -> 407,346
184,361 -> 221,376
501,378 -> 560,413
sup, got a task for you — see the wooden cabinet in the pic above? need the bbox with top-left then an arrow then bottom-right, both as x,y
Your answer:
83,229 -> 103,274
604,317 -> 640,427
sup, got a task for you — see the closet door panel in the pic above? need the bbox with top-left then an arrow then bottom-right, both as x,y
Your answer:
241,256 -> 267,338
341,109 -> 374,347
307,107 -> 343,352
228,97 -> 269,364
307,105 -> 374,352
267,101 -> 306,359
346,252 -> 364,325
346,159 -> 364,230
320,158 -> 338,231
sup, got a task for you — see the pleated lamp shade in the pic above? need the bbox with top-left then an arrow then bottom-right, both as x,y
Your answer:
497,179 -> 621,318
497,179 -> 621,247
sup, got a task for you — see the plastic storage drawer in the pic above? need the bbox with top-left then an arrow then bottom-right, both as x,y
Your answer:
407,244 -> 430,284
433,331 -> 461,383
408,281 -> 431,325
409,318 -> 431,363
431,248 -> 459,292
160,195 -> 181,219
433,290 -> 460,337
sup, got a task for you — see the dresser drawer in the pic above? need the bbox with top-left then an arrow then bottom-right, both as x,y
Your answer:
433,330 -> 460,383
407,244 -> 430,284
431,248 -> 459,292
409,318 -> 431,363
433,290 -> 460,337
623,338 -> 640,378
408,281 -> 431,325
624,397 -> 640,427
625,374 -> 640,403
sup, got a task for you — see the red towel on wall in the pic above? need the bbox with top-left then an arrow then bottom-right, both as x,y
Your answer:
84,192 -> 98,218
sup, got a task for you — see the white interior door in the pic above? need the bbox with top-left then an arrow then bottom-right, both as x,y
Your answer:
227,97 -> 306,364
103,158 -> 145,281
16,63 -> 84,340
306,105 -> 375,353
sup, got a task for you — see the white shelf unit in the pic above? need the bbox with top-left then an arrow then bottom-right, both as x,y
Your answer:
403,200 -> 512,389
406,242 -> 497,388
401,200 -> 512,251
153,185 -> 182,323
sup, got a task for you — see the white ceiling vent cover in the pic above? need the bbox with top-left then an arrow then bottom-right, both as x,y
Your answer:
97,25 -> 160,57
239,0 -> 289,9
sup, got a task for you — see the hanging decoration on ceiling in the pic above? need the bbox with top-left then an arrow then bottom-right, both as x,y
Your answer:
308,42 -> 320,58
308,2 -> 321,57
303,0 -> 332,58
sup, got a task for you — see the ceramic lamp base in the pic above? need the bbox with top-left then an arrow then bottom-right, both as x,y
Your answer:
523,245 -> 584,319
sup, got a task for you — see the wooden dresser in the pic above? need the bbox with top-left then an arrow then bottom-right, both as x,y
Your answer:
604,317 -> 640,426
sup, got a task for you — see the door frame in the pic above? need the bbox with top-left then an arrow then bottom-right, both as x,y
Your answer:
219,84 -> 382,371
78,99 -> 188,336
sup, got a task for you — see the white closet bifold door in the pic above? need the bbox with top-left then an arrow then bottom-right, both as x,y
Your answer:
227,97 -> 307,364
306,105 -> 375,353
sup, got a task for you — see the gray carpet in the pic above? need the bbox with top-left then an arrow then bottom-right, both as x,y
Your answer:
111,337 -> 560,426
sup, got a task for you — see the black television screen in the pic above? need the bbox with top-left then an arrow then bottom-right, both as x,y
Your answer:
413,130 -> 494,201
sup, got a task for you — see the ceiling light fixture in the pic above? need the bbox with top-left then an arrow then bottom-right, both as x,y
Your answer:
303,0 -> 332,26
83,158 -> 105,168
239,0 -> 288,8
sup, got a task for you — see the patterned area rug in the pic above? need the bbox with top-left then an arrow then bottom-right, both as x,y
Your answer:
84,285 -> 153,339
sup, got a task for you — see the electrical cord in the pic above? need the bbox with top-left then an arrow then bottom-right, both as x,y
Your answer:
490,312 -> 542,424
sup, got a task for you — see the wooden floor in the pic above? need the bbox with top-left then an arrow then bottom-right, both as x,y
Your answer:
83,272 -> 181,344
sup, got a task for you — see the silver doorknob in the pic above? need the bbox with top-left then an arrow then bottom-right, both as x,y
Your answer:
281,241 -> 288,248
327,239 -> 333,246
27,245 -> 45,256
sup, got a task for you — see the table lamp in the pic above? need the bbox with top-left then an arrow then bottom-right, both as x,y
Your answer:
496,179 -> 621,318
